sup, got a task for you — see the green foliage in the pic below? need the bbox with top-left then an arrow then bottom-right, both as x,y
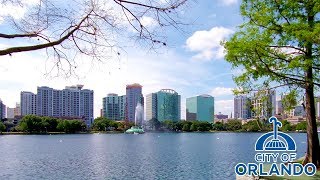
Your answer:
213,122 -> 225,131
242,120 -> 260,132
148,118 -> 161,130
19,115 -> 42,132
281,91 -> 298,112
17,115 -> 86,133
225,120 -> 242,131
280,120 -> 292,131
223,0 -> 320,121
0,122 -> 5,132
163,120 -> 174,130
182,123 -> 190,131
197,121 -> 212,131
41,117 -> 58,132
157,120 -> 212,132
189,123 -> 197,131
173,121 -> 183,131
57,120 -> 86,133
91,117 -> 121,131
296,121 -> 307,131
224,1 -> 320,89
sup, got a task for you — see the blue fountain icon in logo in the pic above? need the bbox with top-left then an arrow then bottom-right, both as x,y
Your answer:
255,117 -> 296,151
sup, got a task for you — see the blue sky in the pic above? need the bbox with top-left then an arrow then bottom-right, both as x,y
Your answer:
0,0 -> 245,118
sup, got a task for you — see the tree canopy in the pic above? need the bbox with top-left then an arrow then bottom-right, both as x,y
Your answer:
0,0 -> 187,75
224,0 -> 320,166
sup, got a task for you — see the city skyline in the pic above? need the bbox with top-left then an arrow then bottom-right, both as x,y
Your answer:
17,85 -> 94,125
2,83 -> 320,120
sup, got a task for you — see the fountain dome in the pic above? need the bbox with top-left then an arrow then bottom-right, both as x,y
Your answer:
125,102 -> 145,134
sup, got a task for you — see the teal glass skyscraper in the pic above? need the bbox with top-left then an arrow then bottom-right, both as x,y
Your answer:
157,89 -> 181,122
102,93 -> 126,120
186,95 -> 214,122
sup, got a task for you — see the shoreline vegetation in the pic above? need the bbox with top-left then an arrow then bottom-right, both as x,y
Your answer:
1,115 -> 318,135
0,130 -> 311,135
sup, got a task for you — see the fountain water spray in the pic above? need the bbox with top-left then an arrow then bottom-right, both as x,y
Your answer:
134,102 -> 144,127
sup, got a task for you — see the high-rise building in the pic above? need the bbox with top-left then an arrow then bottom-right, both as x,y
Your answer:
276,100 -> 283,115
126,83 -> 144,122
102,93 -> 126,120
37,86 -> 54,116
21,91 -> 37,116
35,85 -> 94,125
146,93 -> 157,121
234,95 -> 251,119
0,99 -> 6,119
119,95 -> 126,120
79,88 -> 94,125
186,94 -> 214,122
7,107 -> 14,119
294,105 -> 306,117
14,103 -> 21,117
156,89 -> 181,122
252,90 -> 276,119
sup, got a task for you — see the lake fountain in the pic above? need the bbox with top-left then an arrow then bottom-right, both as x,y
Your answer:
134,102 -> 144,127
125,102 -> 145,134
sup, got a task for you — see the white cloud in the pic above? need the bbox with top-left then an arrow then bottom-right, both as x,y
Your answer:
140,16 -> 157,28
0,0 -> 38,20
215,99 -> 233,115
0,4 -> 27,20
218,0 -> 238,6
211,87 -> 233,97
159,0 -> 168,4
186,26 -> 233,60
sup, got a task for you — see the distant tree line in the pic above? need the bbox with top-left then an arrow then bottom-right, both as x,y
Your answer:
0,116 -> 317,134
90,117 -> 134,132
3,115 -> 87,133
212,119 -> 311,132
147,118 -> 314,132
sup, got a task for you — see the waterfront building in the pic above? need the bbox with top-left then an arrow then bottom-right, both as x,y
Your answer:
37,86 -> 54,116
35,85 -> 94,125
81,89 -> 94,125
186,94 -> 214,122
234,95 -> 251,119
14,103 -> 21,117
146,93 -> 157,121
6,107 -> 14,119
145,89 -> 181,122
102,93 -> 126,120
0,99 -> 6,119
294,105 -> 306,117
126,83 -> 144,122
21,91 -> 37,116
251,90 -> 276,119
215,112 -> 228,120
156,89 -> 181,122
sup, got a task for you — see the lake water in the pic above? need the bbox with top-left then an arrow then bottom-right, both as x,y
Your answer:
0,133 -> 309,179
